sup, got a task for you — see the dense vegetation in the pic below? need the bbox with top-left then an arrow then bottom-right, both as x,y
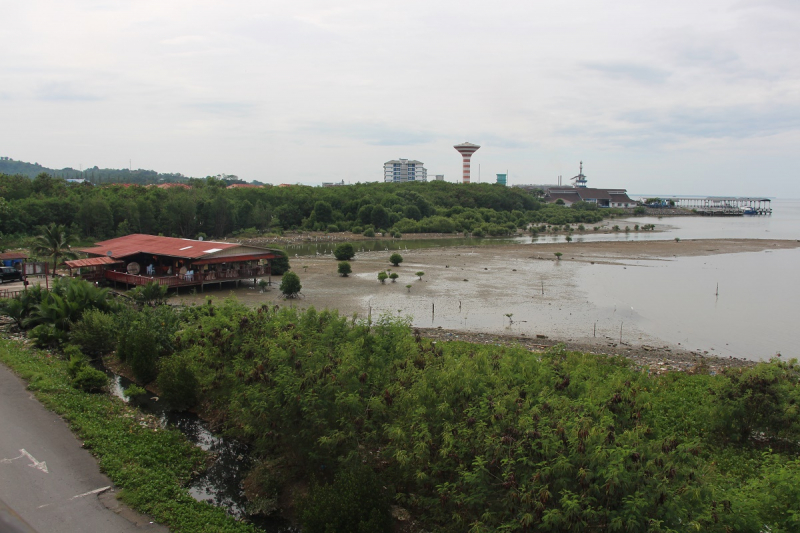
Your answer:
0,339 -> 258,533
0,158 -> 189,184
0,172 -> 623,245
3,284 -> 798,532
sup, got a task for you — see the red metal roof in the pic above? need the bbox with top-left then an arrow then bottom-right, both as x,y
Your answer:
0,252 -> 27,260
227,183 -> 262,189
78,234 -> 242,259
64,256 -> 123,268
192,253 -> 277,265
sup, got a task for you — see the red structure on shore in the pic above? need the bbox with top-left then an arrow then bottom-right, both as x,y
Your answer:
72,234 -> 279,291
454,142 -> 480,184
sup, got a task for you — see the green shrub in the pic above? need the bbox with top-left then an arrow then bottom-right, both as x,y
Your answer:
389,253 -> 403,266
157,354 -> 199,411
29,323 -> 68,348
326,224 -> 339,233
337,261 -> 352,277
363,228 -> 375,237
129,281 -> 169,306
70,309 -> 118,355
299,467 -> 391,533
333,243 -> 355,261
280,272 -> 302,298
389,273 -> 399,282
66,346 -> 89,378
377,271 -> 388,284
116,306 -> 179,383
270,249 -> 290,276
72,366 -> 108,393
123,384 -> 147,398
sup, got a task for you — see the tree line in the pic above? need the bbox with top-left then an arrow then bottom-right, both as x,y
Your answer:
0,172 -> 621,243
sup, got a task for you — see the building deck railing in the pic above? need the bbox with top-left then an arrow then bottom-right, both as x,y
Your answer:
105,266 -> 270,288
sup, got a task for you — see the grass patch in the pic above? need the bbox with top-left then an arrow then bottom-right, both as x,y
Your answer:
0,338 -> 258,533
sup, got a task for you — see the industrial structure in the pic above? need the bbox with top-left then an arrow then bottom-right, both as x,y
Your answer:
571,161 -> 588,187
496,174 -> 507,186
384,159 -> 427,183
537,162 -> 636,207
453,142 -> 480,184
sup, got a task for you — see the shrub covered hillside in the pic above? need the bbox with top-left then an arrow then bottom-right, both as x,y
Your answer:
3,286 -> 798,532
162,301 -> 799,532
0,173 -> 621,241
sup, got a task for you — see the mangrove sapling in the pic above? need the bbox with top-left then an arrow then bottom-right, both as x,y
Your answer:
415,271 -> 425,280
337,261 -> 352,277
377,271 -> 388,284
554,252 -> 563,261
280,271 -> 302,298
406,284 -> 412,292
389,253 -> 403,266
333,243 -> 355,261
389,273 -> 399,282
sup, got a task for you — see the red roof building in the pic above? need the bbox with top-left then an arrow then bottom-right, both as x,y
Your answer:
76,234 -> 280,290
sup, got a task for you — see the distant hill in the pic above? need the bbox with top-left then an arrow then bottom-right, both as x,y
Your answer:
0,157 -> 189,185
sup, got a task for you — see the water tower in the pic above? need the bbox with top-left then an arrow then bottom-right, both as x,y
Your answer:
454,142 -> 480,184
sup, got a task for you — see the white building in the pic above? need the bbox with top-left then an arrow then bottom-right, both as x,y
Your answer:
384,159 -> 427,183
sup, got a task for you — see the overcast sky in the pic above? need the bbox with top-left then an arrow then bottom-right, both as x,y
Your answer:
2,1 -> 799,197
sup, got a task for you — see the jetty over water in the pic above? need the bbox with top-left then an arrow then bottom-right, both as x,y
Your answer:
664,197 -> 772,216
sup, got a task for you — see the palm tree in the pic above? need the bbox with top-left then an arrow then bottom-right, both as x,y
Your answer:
32,223 -> 77,275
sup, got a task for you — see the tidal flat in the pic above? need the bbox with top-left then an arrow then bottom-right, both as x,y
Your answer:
176,238 -> 800,365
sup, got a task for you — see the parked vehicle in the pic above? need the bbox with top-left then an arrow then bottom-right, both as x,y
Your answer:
0,266 -> 23,283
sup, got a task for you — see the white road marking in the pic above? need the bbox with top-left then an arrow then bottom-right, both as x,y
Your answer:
69,486 -> 111,500
0,451 -> 26,464
36,486 -> 112,509
20,449 -> 49,473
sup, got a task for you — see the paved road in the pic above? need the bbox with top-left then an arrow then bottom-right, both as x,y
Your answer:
0,363 -> 169,533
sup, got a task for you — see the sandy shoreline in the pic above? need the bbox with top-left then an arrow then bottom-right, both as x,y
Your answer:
173,238 -> 798,371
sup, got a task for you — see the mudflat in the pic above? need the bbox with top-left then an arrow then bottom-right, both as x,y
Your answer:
176,238 -> 799,371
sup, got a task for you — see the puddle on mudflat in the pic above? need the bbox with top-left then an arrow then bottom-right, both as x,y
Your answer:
109,374 -> 297,532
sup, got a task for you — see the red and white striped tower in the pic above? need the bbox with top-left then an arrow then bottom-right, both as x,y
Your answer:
454,142 -> 480,184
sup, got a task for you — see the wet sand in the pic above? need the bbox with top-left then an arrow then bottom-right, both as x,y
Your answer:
175,238 -> 799,371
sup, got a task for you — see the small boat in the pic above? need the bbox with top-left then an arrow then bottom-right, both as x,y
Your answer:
743,207 -> 757,215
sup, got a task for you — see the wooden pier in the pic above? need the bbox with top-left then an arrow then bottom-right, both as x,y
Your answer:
664,197 -> 772,216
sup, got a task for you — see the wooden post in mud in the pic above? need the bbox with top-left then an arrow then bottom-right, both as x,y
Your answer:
541,281 -> 544,295
619,322 -> 623,344
594,322 -> 596,337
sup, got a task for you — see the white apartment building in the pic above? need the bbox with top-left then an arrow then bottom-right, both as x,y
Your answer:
383,159 -> 427,183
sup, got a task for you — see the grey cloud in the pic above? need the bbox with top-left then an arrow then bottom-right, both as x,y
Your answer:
186,102 -> 257,117
621,104 -> 800,139
583,62 -> 670,84
36,82 -> 102,102
553,103 -> 800,151
303,121 -> 435,146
